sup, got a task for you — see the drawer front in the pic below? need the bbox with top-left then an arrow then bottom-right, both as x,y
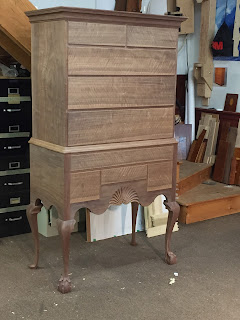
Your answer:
68,76 -> 175,110
0,155 -> 29,171
68,21 -> 126,46
0,137 -> 29,156
0,174 -> 30,194
147,161 -> 173,191
70,144 -> 174,172
0,190 -> 30,209
0,210 -> 30,238
0,102 -> 32,133
68,107 -> 174,146
126,25 -> 178,49
0,79 -> 31,97
68,46 -> 177,76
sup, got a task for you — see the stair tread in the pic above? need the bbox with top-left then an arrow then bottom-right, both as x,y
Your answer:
177,181 -> 240,206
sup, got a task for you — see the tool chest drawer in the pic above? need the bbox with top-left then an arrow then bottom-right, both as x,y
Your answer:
0,210 -> 30,238
0,79 -> 31,97
0,190 -> 30,209
0,155 -> 30,171
0,137 -> 29,156
0,102 -> 32,133
0,173 -> 30,194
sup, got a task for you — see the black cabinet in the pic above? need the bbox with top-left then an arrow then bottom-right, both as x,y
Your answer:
0,78 -> 31,237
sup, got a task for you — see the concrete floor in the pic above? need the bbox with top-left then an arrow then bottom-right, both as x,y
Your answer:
1,214 -> 240,320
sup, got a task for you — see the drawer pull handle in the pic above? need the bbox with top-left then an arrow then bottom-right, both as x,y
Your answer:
4,145 -> 21,150
3,108 -> 21,112
10,197 -> 21,205
9,125 -> 20,133
9,162 -> 20,169
8,216 -> 23,222
8,88 -> 19,95
5,182 -> 23,186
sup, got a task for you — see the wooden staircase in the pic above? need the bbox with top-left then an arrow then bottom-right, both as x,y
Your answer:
177,160 -> 240,224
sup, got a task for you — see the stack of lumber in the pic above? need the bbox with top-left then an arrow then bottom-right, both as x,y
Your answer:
187,113 -> 219,164
213,120 -> 239,184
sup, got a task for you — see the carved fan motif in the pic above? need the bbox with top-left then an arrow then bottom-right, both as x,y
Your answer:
109,187 -> 139,206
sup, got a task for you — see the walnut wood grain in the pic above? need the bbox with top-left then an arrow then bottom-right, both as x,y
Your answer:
67,107 -> 174,146
68,21 -> 126,46
101,164 -> 147,185
127,25 -> 178,48
70,144 -> 174,171
147,161 -> 173,191
30,144 -> 65,216
68,46 -> 177,76
31,20 -> 68,146
70,171 -> 101,203
68,76 -> 175,109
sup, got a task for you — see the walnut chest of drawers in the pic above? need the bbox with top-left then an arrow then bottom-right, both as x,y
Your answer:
26,7 -> 185,294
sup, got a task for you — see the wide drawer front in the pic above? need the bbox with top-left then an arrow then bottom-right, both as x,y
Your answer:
0,190 -> 30,209
0,174 -> 30,194
68,46 -> 176,76
68,107 -> 174,146
0,155 -> 30,171
0,210 -> 30,238
0,79 -> 31,97
0,137 -> 29,156
0,102 -> 32,133
68,76 -> 175,110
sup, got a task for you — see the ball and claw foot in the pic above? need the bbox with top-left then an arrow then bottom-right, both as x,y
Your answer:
130,240 -> 137,246
58,276 -> 72,294
165,252 -> 177,265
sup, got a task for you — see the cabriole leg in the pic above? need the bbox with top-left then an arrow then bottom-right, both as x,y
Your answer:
26,199 -> 43,269
164,201 -> 180,265
57,219 -> 76,294
131,202 -> 139,246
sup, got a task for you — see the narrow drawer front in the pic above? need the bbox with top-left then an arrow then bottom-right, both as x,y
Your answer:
0,190 -> 30,209
70,171 -> 101,203
0,137 -> 29,156
68,107 -> 174,146
0,102 -> 32,133
0,155 -> 29,171
0,174 -> 30,194
101,164 -> 147,185
0,79 -> 31,97
0,210 -> 30,238
126,25 -> 178,49
147,161 -> 173,191
68,21 -> 126,46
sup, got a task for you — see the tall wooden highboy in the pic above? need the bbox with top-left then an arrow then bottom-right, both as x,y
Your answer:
26,7 -> 185,294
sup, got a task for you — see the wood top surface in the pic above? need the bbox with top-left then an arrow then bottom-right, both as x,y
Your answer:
26,7 -> 186,27
178,181 -> 240,206
179,160 -> 213,181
